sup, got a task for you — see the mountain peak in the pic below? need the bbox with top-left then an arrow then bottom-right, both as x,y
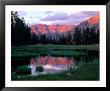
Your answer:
31,24 -> 75,34
87,15 -> 99,24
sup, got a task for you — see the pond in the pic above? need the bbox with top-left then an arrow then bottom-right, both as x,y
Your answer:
11,50 -> 99,76
12,56 -> 76,76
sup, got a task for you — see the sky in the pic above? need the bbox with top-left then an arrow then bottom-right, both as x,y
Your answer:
17,11 -> 99,26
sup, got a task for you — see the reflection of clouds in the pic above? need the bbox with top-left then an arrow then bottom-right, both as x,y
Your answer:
44,65 -> 63,70
29,62 -> 36,76
44,65 -> 52,69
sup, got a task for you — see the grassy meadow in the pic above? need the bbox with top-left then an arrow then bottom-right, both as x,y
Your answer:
12,44 -> 99,58
11,44 -> 99,80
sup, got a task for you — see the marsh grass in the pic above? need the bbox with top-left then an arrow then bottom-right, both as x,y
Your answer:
12,44 -> 99,58
12,59 -> 99,80
16,65 -> 31,75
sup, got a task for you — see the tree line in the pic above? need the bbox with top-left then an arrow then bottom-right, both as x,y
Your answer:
11,11 -> 99,46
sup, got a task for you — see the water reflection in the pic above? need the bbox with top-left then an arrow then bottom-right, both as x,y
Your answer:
29,56 -> 75,76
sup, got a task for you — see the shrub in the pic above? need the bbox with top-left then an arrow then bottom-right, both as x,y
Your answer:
16,65 -> 31,75
36,65 -> 44,72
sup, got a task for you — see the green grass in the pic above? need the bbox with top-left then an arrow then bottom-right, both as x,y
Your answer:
16,65 -> 31,75
12,44 -> 99,58
12,59 -> 99,80
11,44 -> 99,80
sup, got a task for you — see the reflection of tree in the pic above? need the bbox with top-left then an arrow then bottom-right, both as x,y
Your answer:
55,57 -> 58,65
30,58 -> 36,76
45,53 -> 51,65
35,56 -> 39,64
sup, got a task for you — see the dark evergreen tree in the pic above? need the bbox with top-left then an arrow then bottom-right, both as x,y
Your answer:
73,27 -> 81,45
40,34 -> 47,44
84,27 -> 90,45
96,29 -> 99,43
67,31 -> 72,45
89,26 -> 95,44
31,33 -> 37,44
11,11 -> 32,46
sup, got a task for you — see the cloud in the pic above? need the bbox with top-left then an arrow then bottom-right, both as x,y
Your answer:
70,11 -> 99,19
45,11 -> 53,14
52,17 -> 85,25
80,11 -> 99,16
40,11 -> 99,25
40,12 -> 69,21
17,11 -> 26,16
17,11 -> 99,25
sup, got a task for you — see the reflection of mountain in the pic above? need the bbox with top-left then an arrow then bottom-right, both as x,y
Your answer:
30,56 -> 75,75
30,56 -> 74,65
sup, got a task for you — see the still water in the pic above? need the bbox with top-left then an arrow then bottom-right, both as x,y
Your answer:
12,50 -> 98,76
12,56 -> 76,76
29,56 -> 75,76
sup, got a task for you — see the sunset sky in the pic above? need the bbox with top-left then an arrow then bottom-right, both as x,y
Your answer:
18,11 -> 99,25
